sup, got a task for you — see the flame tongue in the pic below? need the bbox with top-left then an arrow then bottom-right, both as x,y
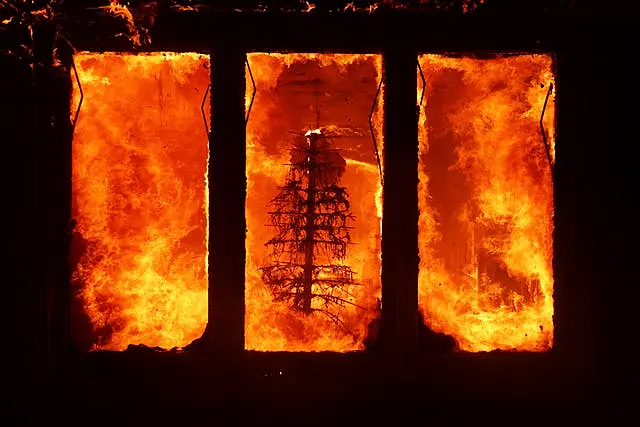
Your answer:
417,54 -> 555,352
245,53 -> 384,352
72,52 -> 210,351
71,50 -> 553,353
305,128 -> 322,136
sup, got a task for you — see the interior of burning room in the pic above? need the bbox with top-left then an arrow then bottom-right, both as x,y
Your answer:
245,53 -> 384,352
3,1 -> 622,423
69,52 -> 384,353
68,50 -> 554,355
70,52 -> 211,351
417,54 -> 555,352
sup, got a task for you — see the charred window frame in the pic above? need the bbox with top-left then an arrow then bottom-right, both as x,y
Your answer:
207,45 -> 392,355
174,11 -> 592,364
41,12 -> 593,373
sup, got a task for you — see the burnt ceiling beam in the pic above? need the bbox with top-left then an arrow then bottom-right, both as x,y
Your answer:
56,10 -> 610,53
149,11 -> 599,53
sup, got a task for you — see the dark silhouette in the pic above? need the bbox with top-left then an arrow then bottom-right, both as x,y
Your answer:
261,129 -> 360,327
364,299 -> 456,354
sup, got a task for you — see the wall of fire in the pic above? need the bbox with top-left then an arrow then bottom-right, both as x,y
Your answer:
9,9 -> 603,371
66,49 -> 556,355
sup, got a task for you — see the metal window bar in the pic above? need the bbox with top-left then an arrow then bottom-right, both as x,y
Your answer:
71,56 -> 83,136
540,81 -> 555,170
245,56 -> 257,126
201,83 -> 211,135
369,77 -> 383,186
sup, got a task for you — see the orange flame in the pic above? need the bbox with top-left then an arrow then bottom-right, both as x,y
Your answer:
417,54 -> 555,352
71,52 -> 210,351
99,1 -> 141,46
245,53 -> 383,351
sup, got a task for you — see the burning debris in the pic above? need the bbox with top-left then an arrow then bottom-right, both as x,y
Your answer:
261,129 -> 360,329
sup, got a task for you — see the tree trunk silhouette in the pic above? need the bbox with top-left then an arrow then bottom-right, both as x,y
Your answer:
261,129 -> 360,326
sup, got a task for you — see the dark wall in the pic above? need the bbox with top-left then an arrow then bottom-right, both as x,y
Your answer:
2,5 -> 632,426
590,23 -> 635,424
2,16 -> 36,372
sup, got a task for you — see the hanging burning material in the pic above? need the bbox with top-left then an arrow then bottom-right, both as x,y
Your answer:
261,128 -> 360,327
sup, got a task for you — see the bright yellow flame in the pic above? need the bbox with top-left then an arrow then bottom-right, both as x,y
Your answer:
245,53 -> 383,351
418,54 -> 555,352
71,52 -> 210,351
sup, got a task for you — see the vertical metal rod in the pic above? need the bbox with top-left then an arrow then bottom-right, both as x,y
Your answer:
245,57 -> 256,126
369,78 -> 384,186
540,82 -> 554,170
71,57 -> 83,135
201,83 -> 211,135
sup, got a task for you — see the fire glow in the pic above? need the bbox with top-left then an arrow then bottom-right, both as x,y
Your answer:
417,54 -> 555,352
71,52 -> 210,351
245,53 -> 383,352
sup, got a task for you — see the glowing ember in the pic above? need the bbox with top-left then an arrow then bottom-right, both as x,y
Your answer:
417,54 -> 555,352
71,52 -> 210,351
245,53 -> 383,352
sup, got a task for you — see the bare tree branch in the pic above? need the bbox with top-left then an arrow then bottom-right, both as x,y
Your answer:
261,129 -> 362,326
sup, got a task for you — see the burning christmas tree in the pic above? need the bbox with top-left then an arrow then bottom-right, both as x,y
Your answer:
261,128 -> 360,326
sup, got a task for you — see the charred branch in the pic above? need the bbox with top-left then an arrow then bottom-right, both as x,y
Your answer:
262,130 -> 360,322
